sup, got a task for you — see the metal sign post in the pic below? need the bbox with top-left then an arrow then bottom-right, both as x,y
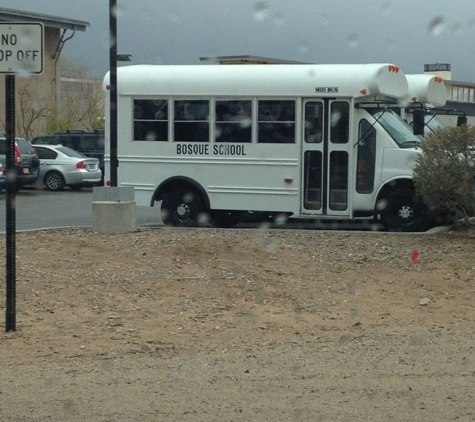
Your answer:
2,22 -> 43,332
5,74 -> 16,331
109,0 -> 118,187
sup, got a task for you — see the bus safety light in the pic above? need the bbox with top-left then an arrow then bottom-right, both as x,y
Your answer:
435,77 -> 443,83
284,178 -> 293,184
360,89 -> 368,95
388,65 -> 400,73
106,85 -> 111,90
106,180 -> 111,186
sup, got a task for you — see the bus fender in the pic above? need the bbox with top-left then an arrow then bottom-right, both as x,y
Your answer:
152,176 -> 210,209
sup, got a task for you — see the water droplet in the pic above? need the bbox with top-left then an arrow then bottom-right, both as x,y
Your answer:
111,3 -> 125,18
428,16 -> 445,36
385,38 -> 396,51
380,2 -> 390,15
348,33 -> 359,49
298,41 -> 309,53
273,11 -> 284,26
451,23 -> 463,35
319,13 -> 330,26
169,9 -> 179,22
253,1 -> 269,22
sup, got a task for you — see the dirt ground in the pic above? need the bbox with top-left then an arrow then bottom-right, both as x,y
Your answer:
0,225 -> 474,421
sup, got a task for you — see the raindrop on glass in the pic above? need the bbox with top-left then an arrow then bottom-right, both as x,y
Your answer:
451,23 -> 462,35
298,41 -> 309,53
380,2 -> 390,15
348,33 -> 359,49
428,16 -> 445,36
253,1 -> 269,22
273,11 -> 284,26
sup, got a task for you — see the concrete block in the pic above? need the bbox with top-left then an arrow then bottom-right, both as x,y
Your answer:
92,201 -> 136,233
93,186 -> 135,202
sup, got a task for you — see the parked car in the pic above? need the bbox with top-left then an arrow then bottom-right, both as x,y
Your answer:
31,130 -> 105,181
0,136 -> 40,190
0,161 -> 5,192
33,144 -> 102,191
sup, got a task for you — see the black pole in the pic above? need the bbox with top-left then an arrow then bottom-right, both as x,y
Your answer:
5,74 -> 16,332
109,0 -> 118,187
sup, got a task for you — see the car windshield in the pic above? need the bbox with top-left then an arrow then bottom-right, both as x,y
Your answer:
56,146 -> 86,158
366,108 -> 422,148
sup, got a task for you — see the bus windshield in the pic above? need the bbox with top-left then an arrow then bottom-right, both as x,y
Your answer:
425,114 -> 447,133
366,108 -> 422,148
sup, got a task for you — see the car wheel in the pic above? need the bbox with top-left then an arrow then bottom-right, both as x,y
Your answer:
44,171 -> 65,191
160,187 -> 205,227
380,189 -> 428,232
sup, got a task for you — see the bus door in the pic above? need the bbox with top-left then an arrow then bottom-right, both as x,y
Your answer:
301,99 -> 351,216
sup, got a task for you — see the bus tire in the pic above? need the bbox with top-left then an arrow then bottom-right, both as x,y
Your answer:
380,189 -> 428,232
161,187 -> 205,227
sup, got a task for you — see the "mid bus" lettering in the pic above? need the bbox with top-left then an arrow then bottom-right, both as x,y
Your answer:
176,144 -> 246,156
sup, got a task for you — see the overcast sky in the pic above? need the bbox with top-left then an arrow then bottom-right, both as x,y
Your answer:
8,0 -> 475,81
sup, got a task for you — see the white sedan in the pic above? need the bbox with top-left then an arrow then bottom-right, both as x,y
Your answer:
33,144 -> 102,191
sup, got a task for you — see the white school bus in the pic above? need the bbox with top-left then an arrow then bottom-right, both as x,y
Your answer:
103,63 -> 433,231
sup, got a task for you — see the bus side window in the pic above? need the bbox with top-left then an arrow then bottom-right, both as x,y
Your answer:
215,100 -> 252,143
257,100 -> 296,144
174,100 -> 209,142
330,102 -> 349,144
356,119 -> 376,194
134,99 -> 168,142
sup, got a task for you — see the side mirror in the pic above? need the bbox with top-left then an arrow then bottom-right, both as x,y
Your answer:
412,109 -> 425,136
457,116 -> 467,126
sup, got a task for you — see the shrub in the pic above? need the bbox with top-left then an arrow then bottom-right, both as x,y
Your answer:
413,124 -> 475,228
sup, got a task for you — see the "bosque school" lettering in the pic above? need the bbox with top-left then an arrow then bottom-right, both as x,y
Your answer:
176,144 -> 247,156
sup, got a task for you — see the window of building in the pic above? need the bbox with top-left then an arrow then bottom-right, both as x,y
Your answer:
257,100 -> 296,143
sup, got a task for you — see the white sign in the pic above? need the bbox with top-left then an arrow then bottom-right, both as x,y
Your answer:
0,23 -> 44,74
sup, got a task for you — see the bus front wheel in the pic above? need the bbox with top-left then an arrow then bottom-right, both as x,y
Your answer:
161,187 -> 205,227
380,189 -> 428,232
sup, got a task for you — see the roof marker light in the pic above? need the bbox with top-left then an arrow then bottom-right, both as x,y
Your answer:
435,76 -> 444,83
388,65 -> 400,72
360,88 -> 368,95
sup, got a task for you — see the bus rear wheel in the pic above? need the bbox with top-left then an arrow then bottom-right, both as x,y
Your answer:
380,189 -> 428,232
161,187 -> 205,227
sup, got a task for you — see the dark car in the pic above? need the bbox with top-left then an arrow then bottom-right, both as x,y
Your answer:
0,136 -> 40,190
31,130 -> 105,182
0,161 -> 5,192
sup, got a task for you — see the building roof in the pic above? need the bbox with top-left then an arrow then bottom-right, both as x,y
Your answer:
199,55 -> 308,65
0,7 -> 89,31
